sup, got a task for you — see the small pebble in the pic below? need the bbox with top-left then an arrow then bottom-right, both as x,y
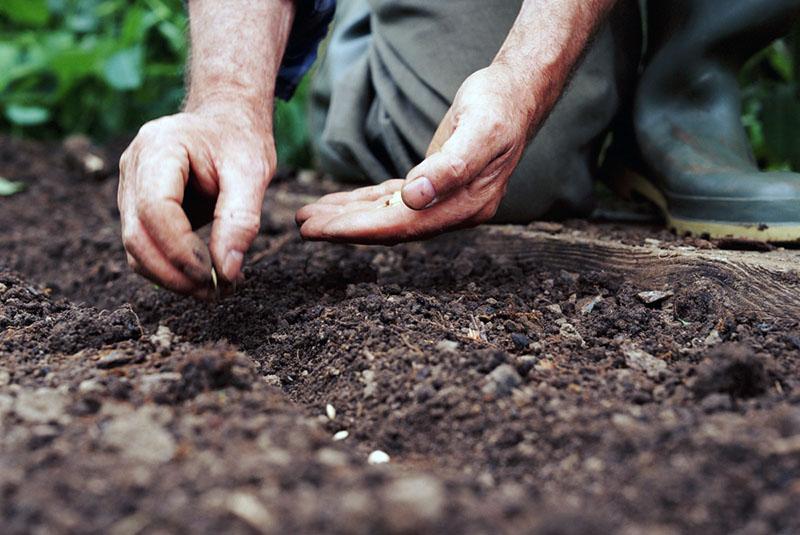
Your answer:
14,388 -> 68,424
578,295 -> 603,314
368,450 -> 390,465
149,325 -> 174,351
623,346 -> 667,378
435,340 -> 459,353
545,304 -> 562,315
482,364 -> 522,398
510,333 -> 530,350
78,379 -> 104,394
636,290 -> 674,305
333,430 -> 349,441
96,350 -> 132,369
326,403 -> 336,420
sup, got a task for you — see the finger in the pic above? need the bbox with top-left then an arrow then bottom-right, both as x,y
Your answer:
123,218 -> 210,298
299,197 -> 460,244
295,203 -> 346,227
298,199 -> 388,237
302,205 -> 426,244
296,198 -> 386,227
209,158 -> 269,282
135,149 -> 215,286
402,113 -> 501,210
313,179 -> 404,206
303,181 -> 501,245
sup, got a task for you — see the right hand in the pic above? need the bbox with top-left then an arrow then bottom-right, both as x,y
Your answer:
118,101 -> 275,299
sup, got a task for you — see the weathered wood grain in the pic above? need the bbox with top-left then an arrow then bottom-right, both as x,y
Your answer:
477,226 -> 800,322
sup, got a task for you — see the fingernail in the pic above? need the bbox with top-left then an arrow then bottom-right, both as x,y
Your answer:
223,250 -> 244,282
402,176 -> 436,209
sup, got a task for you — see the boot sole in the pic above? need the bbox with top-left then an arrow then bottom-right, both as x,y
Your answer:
610,168 -> 800,242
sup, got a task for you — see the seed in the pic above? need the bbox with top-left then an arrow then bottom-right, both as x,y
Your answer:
326,403 -> 336,420
333,430 -> 349,441
368,450 -> 390,465
211,267 -> 219,293
385,191 -> 403,207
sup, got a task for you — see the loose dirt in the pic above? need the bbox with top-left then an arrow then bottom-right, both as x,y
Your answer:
1,135 -> 799,534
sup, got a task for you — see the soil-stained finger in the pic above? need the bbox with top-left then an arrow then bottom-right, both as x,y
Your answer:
123,220 -> 207,296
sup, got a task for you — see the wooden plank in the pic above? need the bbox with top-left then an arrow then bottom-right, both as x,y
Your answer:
476,226 -> 800,322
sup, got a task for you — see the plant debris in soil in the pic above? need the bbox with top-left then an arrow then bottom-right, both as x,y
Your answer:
1,135 -> 800,534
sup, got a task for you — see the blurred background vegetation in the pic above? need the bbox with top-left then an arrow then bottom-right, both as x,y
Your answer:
0,0 -> 310,167
0,0 -> 798,170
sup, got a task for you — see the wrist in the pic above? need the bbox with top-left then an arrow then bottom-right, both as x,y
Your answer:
185,91 -> 273,133
485,61 -> 542,137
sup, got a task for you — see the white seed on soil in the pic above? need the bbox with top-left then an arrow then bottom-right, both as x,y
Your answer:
636,290 -> 673,305
333,430 -> 349,441
325,403 -> 336,420
368,450 -> 390,465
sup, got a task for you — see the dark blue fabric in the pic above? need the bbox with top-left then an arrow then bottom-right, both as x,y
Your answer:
276,0 -> 336,100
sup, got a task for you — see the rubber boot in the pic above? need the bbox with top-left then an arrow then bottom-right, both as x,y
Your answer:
614,0 -> 800,241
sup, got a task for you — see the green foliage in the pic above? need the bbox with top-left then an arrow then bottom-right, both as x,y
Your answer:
1,2 -> 798,171
0,0 -> 188,140
741,29 -> 800,171
0,0 -> 313,167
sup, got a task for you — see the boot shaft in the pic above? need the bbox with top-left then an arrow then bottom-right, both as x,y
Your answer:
647,0 -> 800,63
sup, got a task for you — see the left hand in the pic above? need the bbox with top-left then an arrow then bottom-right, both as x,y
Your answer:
296,64 -> 535,244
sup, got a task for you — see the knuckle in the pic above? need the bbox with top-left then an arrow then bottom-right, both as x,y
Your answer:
136,115 -> 181,141
445,154 -> 468,180
477,201 -> 500,222
119,150 -> 130,173
136,197 -> 158,223
121,227 -> 140,251
136,120 -> 160,138
220,209 -> 261,240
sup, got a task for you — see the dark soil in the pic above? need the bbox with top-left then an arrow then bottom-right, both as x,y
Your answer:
2,135 -> 800,534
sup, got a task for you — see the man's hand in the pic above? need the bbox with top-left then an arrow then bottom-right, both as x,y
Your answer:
118,103 -> 274,299
297,0 -> 616,245
118,0 -> 294,298
296,65 -> 532,244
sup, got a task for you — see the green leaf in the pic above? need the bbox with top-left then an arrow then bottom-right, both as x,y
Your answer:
121,7 -> 159,46
767,41 -> 794,82
0,43 -> 19,91
157,20 -> 187,55
0,177 -> 27,197
759,83 -> 800,170
0,0 -> 50,27
102,47 -> 143,90
5,104 -> 50,125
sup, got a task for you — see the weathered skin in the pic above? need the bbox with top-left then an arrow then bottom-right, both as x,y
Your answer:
117,0 -> 293,299
118,0 -> 616,297
297,0 -> 618,244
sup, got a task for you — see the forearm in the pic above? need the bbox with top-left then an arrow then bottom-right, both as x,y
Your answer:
493,0 -> 617,136
184,0 -> 295,117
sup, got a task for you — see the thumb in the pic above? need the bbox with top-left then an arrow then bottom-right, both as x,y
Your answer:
401,113 -> 497,210
209,160 -> 268,282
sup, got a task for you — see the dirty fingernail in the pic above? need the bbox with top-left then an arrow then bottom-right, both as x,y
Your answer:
402,176 -> 436,209
223,250 -> 244,282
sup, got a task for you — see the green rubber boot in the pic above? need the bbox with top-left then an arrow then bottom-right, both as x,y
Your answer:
614,0 -> 800,241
